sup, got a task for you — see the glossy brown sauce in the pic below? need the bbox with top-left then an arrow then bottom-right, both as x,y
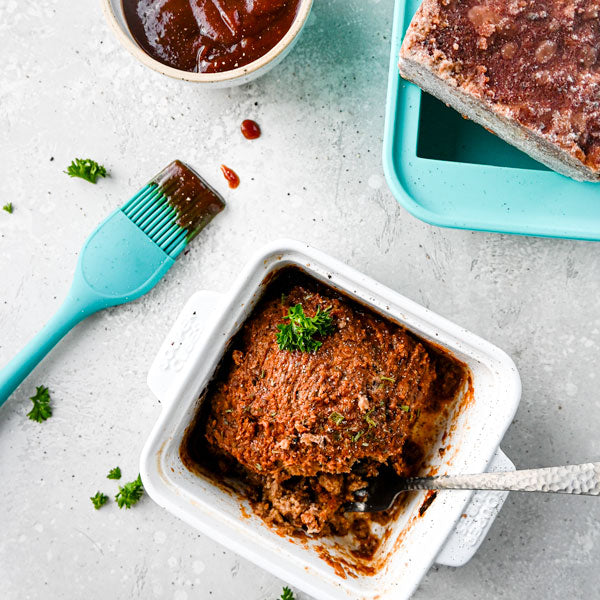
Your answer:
122,0 -> 302,73
241,119 -> 261,139
180,268 -> 470,572
220,164 -> 240,188
151,159 -> 225,236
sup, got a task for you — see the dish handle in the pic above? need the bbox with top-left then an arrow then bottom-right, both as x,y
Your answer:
147,290 -> 224,406
434,448 -> 514,567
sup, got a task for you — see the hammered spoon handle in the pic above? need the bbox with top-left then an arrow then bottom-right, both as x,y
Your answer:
403,462 -> 600,495
349,462 -> 600,512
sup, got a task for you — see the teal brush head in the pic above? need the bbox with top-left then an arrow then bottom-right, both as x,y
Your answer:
0,160 -> 225,406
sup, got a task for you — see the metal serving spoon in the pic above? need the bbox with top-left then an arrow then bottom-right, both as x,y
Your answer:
346,462 -> 600,512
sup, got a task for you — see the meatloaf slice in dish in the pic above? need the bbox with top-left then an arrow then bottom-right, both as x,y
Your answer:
399,0 -> 600,182
198,273 -> 463,539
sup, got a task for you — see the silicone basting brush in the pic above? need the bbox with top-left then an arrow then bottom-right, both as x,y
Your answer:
0,160 -> 225,406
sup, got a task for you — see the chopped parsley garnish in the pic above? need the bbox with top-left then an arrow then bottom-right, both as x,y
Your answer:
364,409 -> 378,429
280,587 -> 295,600
351,431 -> 363,443
329,411 -> 345,425
90,492 -> 109,510
115,474 -> 144,509
3,202 -> 13,214
380,375 -> 395,382
26,385 -> 52,422
276,303 -> 334,353
65,158 -> 107,184
107,466 -> 121,480
400,405 -> 410,413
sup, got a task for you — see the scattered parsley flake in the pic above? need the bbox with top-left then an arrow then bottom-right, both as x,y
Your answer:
351,431 -> 363,443
400,405 -> 411,413
65,158 -> 107,184
26,385 -> 52,422
329,411 -> 345,425
364,410 -> 378,429
276,303 -> 334,353
380,375 -> 395,383
280,587 -> 295,600
260,370 -> 266,379
115,474 -> 144,509
224,409 -> 234,413
107,466 -> 121,480
255,463 -> 263,471
3,202 -> 13,214
90,491 -> 109,510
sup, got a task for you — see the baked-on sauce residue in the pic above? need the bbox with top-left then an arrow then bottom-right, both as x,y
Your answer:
122,0 -> 302,73
241,119 -> 261,140
181,268 -> 471,570
151,159 -> 225,236
220,164 -> 240,188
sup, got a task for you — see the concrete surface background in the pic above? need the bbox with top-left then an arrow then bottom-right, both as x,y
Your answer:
1,0 -> 599,599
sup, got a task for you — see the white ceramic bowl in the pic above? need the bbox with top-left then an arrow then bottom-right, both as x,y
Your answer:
101,0 -> 314,86
141,239 -> 521,600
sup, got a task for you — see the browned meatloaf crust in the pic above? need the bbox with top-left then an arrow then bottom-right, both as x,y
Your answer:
182,270 -> 467,548
399,0 -> 600,181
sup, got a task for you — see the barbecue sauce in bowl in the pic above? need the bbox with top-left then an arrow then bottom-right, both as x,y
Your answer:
122,0 -> 302,73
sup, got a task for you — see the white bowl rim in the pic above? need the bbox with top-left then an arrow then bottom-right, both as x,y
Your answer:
101,0 -> 314,83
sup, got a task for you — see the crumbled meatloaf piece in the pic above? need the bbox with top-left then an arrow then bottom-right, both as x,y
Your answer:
399,0 -> 600,181
202,283 -> 437,535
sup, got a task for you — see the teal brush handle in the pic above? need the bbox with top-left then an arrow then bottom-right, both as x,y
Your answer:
0,285 -> 105,404
0,209 -> 176,407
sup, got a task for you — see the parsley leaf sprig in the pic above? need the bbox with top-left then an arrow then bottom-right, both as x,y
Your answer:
280,587 -> 295,600
115,474 -> 144,509
276,303 -> 334,353
2,202 -> 13,214
65,158 -> 107,184
107,466 -> 121,480
26,385 -> 52,422
90,492 -> 109,510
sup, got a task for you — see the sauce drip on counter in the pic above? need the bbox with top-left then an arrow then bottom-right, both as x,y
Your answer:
151,160 -> 225,235
241,119 -> 261,140
220,164 -> 240,188
122,0 -> 302,73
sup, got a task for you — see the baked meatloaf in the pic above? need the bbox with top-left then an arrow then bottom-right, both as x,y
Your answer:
182,269 -> 467,546
399,0 -> 600,182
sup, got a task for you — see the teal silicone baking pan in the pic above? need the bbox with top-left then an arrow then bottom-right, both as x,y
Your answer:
383,0 -> 600,240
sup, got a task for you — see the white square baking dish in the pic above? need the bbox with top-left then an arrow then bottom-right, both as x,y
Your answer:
141,239 -> 521,600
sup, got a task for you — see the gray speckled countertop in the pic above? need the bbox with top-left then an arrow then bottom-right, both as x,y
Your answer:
1,1 -> 600,599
